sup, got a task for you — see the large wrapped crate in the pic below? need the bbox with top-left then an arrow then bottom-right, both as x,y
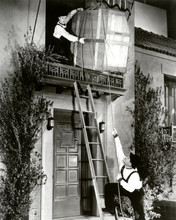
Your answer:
71,8 -> 130,72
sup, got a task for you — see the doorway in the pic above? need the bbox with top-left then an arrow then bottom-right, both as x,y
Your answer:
53,110 -> 82,218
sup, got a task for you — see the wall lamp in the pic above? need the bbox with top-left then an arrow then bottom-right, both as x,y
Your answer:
47,117 -> 54,130
99,121 -> 105,133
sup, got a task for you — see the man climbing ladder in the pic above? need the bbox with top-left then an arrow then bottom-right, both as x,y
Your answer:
104,128 -> 145,220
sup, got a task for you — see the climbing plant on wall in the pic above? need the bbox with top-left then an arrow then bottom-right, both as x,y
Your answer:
0,36 -> 53,220
134,62 -> 176,188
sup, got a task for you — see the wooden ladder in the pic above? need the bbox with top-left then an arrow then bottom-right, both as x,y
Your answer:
74,82 -> 111,220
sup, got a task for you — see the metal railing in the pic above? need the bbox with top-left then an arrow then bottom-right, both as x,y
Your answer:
45,62 -> 124,89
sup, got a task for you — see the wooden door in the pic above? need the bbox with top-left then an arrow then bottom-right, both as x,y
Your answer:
53,110 -> 81,218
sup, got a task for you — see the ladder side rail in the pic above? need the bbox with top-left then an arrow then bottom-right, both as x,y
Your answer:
82,127 -> 104,219
74,82 -> 96,179
74,82 -> 104,219
92,179 -> 104,220
94,118 -> 111,182
81,127 -> 104,219
87,85 -> 111,182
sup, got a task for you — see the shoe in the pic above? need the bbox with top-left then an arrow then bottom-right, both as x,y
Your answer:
108,209 -> 115,215
102,208 -> 107,212
102,207 -> 115,215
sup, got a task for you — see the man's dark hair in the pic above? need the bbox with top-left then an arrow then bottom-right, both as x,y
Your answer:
130,153 -> 141,169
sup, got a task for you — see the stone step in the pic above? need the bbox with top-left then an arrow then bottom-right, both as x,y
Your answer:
57,214 -> 132,220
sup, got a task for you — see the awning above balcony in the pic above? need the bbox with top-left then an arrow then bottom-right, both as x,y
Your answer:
99,0 -> 134,12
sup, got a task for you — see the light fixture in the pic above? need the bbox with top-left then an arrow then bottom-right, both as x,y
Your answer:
47,117 -> 54,130
99,121 -> 105,133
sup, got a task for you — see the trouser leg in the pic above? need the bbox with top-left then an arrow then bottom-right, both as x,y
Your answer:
130,189 -> 145,220
104,183 -> 118,211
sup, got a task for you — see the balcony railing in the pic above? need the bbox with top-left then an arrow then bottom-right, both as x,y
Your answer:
42,62 -> 126,98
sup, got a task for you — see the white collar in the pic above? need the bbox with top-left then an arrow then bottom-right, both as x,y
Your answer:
57,21 -> 66,28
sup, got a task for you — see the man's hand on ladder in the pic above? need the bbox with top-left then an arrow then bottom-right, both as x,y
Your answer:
112,128 -> 118,138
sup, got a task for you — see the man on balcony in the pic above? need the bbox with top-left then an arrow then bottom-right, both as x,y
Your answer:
53,8 -> 85,44
53,8 -> 85,64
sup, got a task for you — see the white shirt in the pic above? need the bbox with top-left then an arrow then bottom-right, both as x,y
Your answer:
53,9 -> 79,42
114,136 -> 142,192
53,24 -> 79,42
120,166 -> 142,192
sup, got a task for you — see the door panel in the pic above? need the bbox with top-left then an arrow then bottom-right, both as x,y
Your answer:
53,112 -> 81,218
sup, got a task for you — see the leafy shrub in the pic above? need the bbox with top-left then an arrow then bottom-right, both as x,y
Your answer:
134,62 -> 176,189
114,195 -> 134,218
0,37 -> 53,220
143,185 -> 161,220
125,62 -> 176,219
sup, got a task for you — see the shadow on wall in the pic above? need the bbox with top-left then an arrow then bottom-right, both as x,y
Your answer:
107,157 -> 115,179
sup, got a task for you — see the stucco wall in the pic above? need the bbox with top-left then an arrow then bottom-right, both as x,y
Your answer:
135,47 -> 176,92
135,47 -> 176,131
135,48 -> 164,88
134,1 -> 167,37
0,0 -> 46,80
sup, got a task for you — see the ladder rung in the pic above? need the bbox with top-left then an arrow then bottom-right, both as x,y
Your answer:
89,142 -> 100,145
82,110 -> 94,114
99,193 -> 105,197
80,95 -> 89,99
95,176 -> 108,179
92,159 -> 104,161
86,126 -> 97,129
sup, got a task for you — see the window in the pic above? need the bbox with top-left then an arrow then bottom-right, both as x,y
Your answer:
164,76 -> 176,126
